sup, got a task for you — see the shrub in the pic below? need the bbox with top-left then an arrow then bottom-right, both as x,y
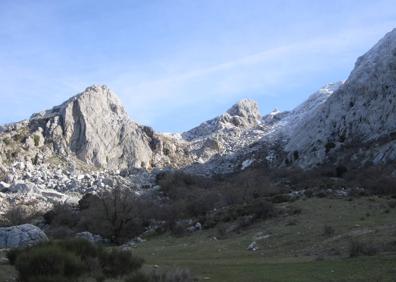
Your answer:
99,248 -> 144,278
335,165 -> 348,177
323,225 -> 335,237
215,224 -> 228,239
44,203 -> 79,228
79,188 -> 145,243
14,245 -> 85,282
0,206 -> 36,226
57,239 -> 100,261
6,248 -> 23,265
45,226 -> 75,240
325,142 -> 336,153
124,271 -> 150,282
271,194 -> 291,203
3,137 -> 11,146
8,239 -> 145,281
148,268 -> 193,282
249,198 -> 275,219
388,200 -> 396,209
349,239 -> 378,257
33,135 -> 40,146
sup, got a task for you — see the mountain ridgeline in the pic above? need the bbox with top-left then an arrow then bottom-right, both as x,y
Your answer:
0,28 -> 396,213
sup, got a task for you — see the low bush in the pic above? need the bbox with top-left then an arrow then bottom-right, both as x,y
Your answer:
14,245 -> 85,282
349,239 -> 378,257
125,271 -> 150,282
100,248 -> 144,277
323,225 -> 335,237
388,200 -> 396,209
0,206 -> 37,226
8,239 -> 145,282
43,203 -> 79,228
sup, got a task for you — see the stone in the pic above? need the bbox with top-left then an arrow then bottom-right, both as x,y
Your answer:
9,181 -> 36,193
0,182 -> 10,189
0,224 -> 48,249
247,241 -> 258,251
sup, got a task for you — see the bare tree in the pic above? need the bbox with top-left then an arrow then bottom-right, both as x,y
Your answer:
80,188 -> 144,243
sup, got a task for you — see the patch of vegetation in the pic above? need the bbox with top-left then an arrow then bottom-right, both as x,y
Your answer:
2,137 -> 11,146
0,206 -> 40,227
325,141 -> 336,153
349,239 -> 378,257
7,239 -> 144,282
33,135 -> 40,146
322,224 -> 335,237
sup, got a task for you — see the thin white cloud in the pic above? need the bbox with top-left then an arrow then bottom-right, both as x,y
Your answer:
112,24 -> 392,125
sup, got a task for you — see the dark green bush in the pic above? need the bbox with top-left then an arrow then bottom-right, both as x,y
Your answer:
57,239 -> 101,261
323,225 -> 335,237
100,248 -> 144,277
349,239 -> 378,257
14,245 -> 85,281
8,240 -> 144,282
124,271 -> 150,282
6,248 -> 23,265
33,135 -> 40,146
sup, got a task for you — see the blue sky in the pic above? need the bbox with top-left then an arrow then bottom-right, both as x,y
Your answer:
0,1 -> 395,132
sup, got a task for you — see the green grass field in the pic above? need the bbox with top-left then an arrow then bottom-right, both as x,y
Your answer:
133,197 -> 396,282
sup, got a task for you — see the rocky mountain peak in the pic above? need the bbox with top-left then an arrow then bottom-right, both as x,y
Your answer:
181,99 -> 262,141
226,99 -> 261,121
28,85 -> 153,169
347,28 -> 396,85
66,84 -> 127,119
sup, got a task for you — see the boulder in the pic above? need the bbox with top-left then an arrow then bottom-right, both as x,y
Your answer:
9,181 -> 36,193
0,224 -> 48,249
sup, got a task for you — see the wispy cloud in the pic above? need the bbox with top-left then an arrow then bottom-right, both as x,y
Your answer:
111,25 -> 393,129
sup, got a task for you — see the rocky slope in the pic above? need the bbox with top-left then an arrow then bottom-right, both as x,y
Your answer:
284,28 -> 396,167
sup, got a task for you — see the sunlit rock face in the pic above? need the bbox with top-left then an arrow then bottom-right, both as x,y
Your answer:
285,28 -> 396,167
30,85 -> 153,170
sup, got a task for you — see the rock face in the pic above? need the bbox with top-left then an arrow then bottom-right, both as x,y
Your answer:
0,224 -> 48,249
285,28 -> 396,167
182,99 -> 261,141
30,85 -> 153,170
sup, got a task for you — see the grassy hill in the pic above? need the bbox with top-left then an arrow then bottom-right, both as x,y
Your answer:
133,197 -> 396,282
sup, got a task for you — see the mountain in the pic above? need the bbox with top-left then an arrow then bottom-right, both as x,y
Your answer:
284,28 -> 396,167
1,28 -> 396,214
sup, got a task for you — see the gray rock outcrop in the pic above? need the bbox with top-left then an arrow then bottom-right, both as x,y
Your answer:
0,224 -> 48,249
30,85 -> 153,170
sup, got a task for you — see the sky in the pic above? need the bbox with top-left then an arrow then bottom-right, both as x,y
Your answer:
0,1 -> 395,132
